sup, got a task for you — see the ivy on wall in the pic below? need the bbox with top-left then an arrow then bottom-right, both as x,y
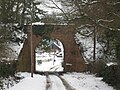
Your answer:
32,25 -> 54,37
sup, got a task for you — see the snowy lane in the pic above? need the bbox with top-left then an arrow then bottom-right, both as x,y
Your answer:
49,75 -> 66,90
7,72 -> 115,90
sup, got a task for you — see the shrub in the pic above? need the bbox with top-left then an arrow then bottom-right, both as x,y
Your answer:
87,61 -> 120,89
0,60 -> 18,89
37,60 -> 42,65
0,79 -> 4,90
0,60 -> 17,78
102,65 -> 120,88
86,60 -> 106,76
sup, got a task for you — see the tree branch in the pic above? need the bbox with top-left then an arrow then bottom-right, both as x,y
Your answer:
49,0 -> 69,21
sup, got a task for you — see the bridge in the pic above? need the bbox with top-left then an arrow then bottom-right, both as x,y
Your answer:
17,24 -> 86,72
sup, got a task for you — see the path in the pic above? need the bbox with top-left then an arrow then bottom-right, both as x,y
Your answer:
46,73 -> 75,90
7,72 -> 115,90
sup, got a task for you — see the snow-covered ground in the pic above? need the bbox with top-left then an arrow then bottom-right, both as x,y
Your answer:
49,75 -> 66,90
36,52 -> 64,72
7,72 -> 115,90
8,73 -> 46,90
62,73 -> 114,90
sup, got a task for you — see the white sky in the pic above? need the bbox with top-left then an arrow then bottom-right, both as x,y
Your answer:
37,0 -> 62,14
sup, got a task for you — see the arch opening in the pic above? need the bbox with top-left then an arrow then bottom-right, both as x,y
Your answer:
35,38 -> 64,72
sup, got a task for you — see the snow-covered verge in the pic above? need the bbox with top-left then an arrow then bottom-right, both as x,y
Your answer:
6,72 -> 115,90
7,73 -> 46,90
0,77 -> 19,90
62,72 -> 115,90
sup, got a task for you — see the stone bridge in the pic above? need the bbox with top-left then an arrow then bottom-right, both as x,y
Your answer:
17,25 -> 86,72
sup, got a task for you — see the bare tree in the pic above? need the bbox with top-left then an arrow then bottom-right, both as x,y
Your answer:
49,0 -> 120,62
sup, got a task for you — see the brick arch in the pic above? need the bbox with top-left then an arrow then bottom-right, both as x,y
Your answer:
17,25 -> 86,72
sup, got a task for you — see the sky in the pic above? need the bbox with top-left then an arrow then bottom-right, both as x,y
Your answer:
37,0 -> 62,14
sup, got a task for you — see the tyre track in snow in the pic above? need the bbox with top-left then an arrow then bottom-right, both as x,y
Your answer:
57,75 -> 76,90
46,73 -> 75,90
46,73 -> 52,90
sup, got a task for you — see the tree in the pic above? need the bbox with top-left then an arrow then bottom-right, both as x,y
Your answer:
0,0 -> 46,59
41,12 -> 64,24
54,0 -> 120,62
0,0 -> 46,41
